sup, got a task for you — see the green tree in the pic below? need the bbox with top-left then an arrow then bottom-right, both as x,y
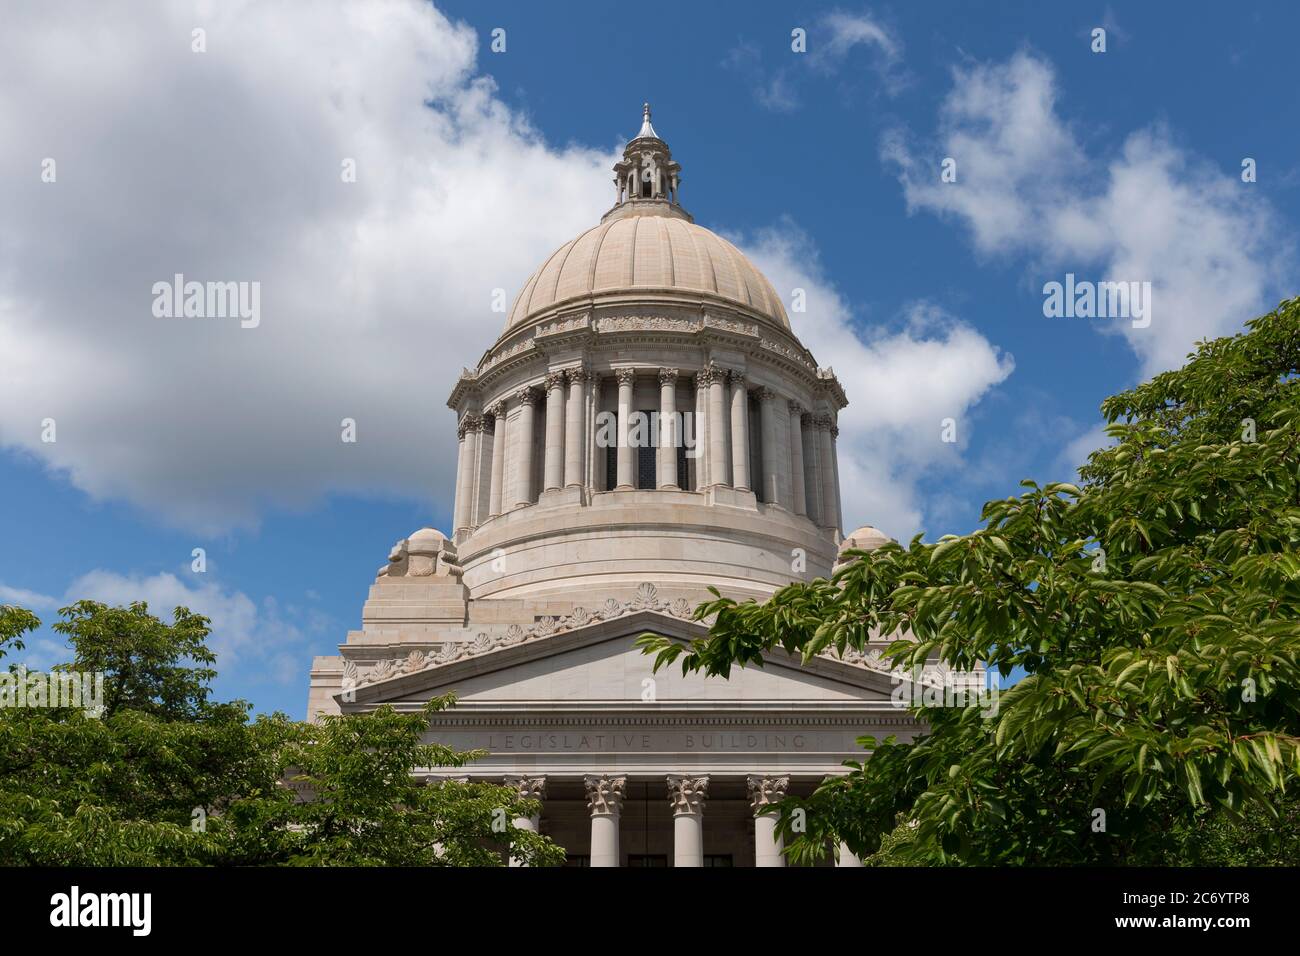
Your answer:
0,601 -> 562,866
641,297 -> 1300,865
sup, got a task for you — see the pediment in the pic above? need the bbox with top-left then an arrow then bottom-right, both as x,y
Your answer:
343,609 -> 903,708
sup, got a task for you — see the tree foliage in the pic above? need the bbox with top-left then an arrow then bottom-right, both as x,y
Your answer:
641,297 -> 1300,865
0,602 -> 562,866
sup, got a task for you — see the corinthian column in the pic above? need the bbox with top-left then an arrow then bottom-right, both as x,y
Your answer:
802,412 -> 822,524
543,371 -> 566,493
747,775 -> 789,867
729,371 -> 750,491
657,367 -> 679,489
512,387 -> 538,509
788,401 -> 807,516
564,369 -> 587,488
488,401 -> 507,517
666,774 -> 708,868
505,774 -> 546,868
818,416 -> 839,532
693,370 -> 709,488
452,417 -> 471,534
756,387 -> 781,506
615,368 -> 636,489
706,366 -> 728,486
585,774 -> 627,867
454,416 -> 481,535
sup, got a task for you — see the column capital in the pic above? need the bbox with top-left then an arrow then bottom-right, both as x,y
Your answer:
614,367 -> 637,387
486,400 -> 506,421
727,369 -> 747,388
747,774 -> 790,813
657,366 -> 679,386
584,774 -> 627,816
754,386 -> 777,403
666,774 -> 709,816
505,774 -> 547,802
457,414 -> 484,438
565,367 -> 592,385
694,366 -> 715,388
788,400 -> 805,417
515,386 -> 540,406
544,370 -> 566,391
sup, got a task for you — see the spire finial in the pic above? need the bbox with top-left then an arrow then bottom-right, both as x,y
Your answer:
637,102 -> 658,140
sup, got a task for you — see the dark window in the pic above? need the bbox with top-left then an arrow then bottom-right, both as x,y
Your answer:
637,437 -> 656,489
703,855 -> 734,867
676,441 -> 689,490
605,444 -> 617,491
627,854 -> 668,867
564,855 -> 590,867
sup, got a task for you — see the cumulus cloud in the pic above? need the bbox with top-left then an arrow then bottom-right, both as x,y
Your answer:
882,51 -> 1288,375
737,222 -> 1015,539
2,569 -> 333,689
0,0 -> 615,533
0,1 -> 1008,544
0,584 -> 60,611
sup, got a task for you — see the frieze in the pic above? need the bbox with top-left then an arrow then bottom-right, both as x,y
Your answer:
347,583 -> 696,688
701,315 -> 759,337
480,336 -> 537,374
535,314 -> 590,337
760,338 -> 817,372
596,315 -> 700,334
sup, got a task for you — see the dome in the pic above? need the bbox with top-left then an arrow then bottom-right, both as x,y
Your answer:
407,527 -> 448,550
841,526 -> 892,552
505,214 -> 790,334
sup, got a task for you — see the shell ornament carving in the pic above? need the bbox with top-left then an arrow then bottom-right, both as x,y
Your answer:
350,583 -> 696,688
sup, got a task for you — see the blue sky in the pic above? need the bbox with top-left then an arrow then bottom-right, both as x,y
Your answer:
1,0 -> 1295,717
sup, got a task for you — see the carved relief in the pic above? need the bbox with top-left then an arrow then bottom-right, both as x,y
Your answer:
597,315 -> 699,334
505,774 -> 547,802
760,338 -> 817,372
702,315 -> 759,337
584,775 -> 627,815
666,774 -> 709,815
535,314 -> 590,337
746,774 -> 790,812
351,582 -> 695,687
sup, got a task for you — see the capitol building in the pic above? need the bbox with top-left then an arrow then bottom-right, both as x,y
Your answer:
307,106 -> 930,866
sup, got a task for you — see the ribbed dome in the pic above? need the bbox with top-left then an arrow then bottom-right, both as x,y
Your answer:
505,215 -> 791,333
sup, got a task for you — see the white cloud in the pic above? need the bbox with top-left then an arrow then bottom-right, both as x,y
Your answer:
883,51 -> 1288,375
0,0 -> 615,533
0,1 -> 1008,544
2,566 -> 331,689
725,10 -> 904,112
0,584 -> 59,611
736,222 -> 1015,540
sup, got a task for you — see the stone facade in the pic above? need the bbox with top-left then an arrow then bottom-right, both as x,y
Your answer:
306,106 -> 938,867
